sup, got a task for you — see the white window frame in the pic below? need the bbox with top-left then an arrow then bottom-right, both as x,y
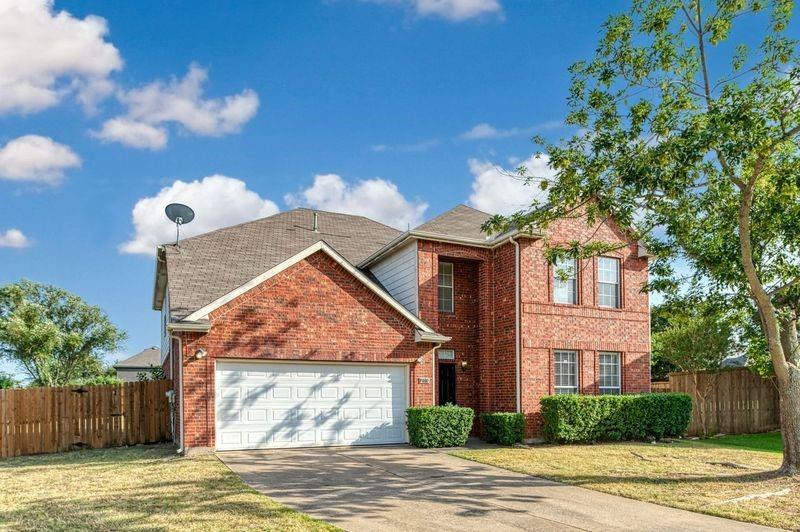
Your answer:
598,257 -> 621,308
599,352 -> 622,395
438,262 -> 454,313
553,257 -> 578,304
554,350 -> 579,395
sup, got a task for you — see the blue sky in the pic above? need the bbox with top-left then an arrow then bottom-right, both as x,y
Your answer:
0,0 -> 766,375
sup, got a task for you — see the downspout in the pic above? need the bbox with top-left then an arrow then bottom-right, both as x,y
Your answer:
509,236 -> 522,413
170,334 -> 184,453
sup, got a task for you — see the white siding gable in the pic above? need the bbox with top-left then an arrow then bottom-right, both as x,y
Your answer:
369,241 -> 418,315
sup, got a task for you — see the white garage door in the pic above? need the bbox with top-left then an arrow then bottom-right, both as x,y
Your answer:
215,361 -> 408,450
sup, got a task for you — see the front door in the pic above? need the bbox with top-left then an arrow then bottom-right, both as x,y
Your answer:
438,363 -> 456,405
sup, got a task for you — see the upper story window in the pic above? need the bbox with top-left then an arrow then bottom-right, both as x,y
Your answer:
598,257 -> 621,308
438,262 -> 454,312
554,350 -> 578,394
553,257 -> 578,304
599,352 -> 621,395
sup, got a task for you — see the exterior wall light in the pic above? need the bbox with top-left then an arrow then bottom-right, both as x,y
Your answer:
194,349 -> 207,360
460,360 -> 468,370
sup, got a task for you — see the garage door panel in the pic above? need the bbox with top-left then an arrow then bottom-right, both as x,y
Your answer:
215,361 -> 407,450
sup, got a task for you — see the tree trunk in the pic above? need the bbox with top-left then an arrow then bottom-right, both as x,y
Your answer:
778,365 -> 800,476
737,181 -> 799,476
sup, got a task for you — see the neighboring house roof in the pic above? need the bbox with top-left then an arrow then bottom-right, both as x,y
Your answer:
114,347 -> 161,369
413,204 -> 494,241
155,208 -> 400,320
721,354 -> 748,368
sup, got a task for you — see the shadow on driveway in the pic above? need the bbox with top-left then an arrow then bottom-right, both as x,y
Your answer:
218,445 -> 776,531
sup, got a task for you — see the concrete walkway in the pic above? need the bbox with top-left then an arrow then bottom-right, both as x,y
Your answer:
218,445 -> 775,531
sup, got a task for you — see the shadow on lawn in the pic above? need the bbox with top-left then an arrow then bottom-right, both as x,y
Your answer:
0,444 -> 323,530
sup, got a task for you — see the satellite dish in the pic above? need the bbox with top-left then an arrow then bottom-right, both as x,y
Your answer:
165,203 -> 195,246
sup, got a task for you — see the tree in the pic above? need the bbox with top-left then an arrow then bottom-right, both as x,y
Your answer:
0,280 -> 126,386
653,304 -> 734,435
484,0 -> 800,474
650,300 -> 684,380
0,372 -> 17,389
137,365 -> 166,382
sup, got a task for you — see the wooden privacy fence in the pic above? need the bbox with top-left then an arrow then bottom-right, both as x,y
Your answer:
668,368 -> 780,436
651,381 -> 671,393
0,379 -> 172,458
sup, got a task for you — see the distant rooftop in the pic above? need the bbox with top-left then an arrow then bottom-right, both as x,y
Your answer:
114,347 -> 161,369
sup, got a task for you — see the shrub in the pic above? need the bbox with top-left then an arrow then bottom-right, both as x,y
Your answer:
541,393 -> 692,444
406,405 -> 474,448
481,412 -> 525,445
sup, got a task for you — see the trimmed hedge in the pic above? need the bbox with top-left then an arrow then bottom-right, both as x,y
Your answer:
541,393 -> 692,443
406,405 -> 474,448
481,412 -> 525,445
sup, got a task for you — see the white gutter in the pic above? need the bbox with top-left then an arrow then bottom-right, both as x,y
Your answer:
415,330 -> 452,343
167,322 -> 211,333
509,236 -> 522,413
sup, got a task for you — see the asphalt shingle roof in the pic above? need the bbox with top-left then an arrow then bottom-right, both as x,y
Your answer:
114,347 -> 161,368
413,204 -> 493,241
165,208 -> 401,320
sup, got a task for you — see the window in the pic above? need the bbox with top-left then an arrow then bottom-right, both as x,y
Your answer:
599,352 -> 621,395
598,257 -> 620,308
438,262 -> 454,312
553,257 -> 578,304
437,349 -> 455,361
554,350 -> 578,394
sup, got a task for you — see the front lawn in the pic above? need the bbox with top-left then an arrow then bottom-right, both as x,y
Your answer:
453,433 -> 798,530
682,432 -> 783,454
0,444 -> 336,531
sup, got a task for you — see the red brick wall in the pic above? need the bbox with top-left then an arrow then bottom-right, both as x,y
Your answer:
413,213 -> 650,438
517,216 -> 651,435
436,258 -> 480,413
175,250 -> 435,448
490,242 -> 517,413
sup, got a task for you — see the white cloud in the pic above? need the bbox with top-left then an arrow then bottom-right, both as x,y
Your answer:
364,0 -> 502,21
285,173 -> 428,229
467,153 -> 555,215
95,64 -> 259,149
120,175 -> 279,255
414,0 -> 501,21
0,0 -> 122,114
459,120 -> 563,140
0,229 -> 31,248
91,118 -> 168,150
370,139 -> 439,153
0,135 -> 81,185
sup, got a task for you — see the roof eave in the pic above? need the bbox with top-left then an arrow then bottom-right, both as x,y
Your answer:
414,330 -> 452,344
167,321 -> 211,332
359,227 -> 546,268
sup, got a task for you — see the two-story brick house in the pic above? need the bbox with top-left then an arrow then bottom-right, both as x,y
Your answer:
154,205 -> 650,452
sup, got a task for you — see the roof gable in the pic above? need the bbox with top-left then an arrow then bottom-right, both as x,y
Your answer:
158,208 -> 400,320
182,241 -> 437,335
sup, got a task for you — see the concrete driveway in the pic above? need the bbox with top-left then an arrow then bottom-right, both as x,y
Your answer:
219,445 -> 774,531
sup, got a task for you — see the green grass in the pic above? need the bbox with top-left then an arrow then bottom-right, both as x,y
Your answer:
682,432 -> 783,454
0,444 -> 338,531
453,434 -> 798,530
